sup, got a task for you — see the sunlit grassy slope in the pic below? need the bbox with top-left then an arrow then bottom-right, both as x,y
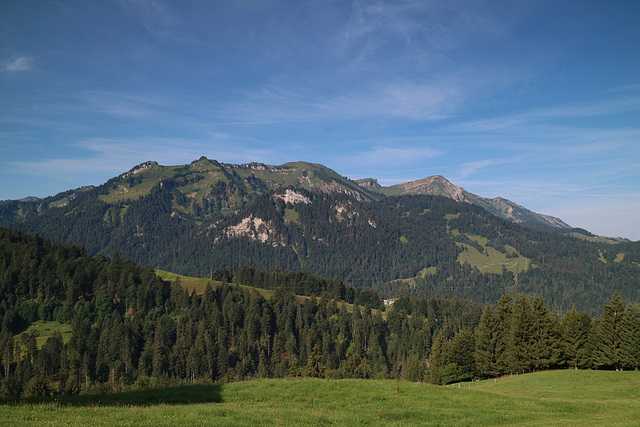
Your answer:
13,321 -> 72,349
1,370 -> 638,426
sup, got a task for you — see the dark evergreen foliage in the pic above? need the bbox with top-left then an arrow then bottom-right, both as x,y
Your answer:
1,227 -> 640,399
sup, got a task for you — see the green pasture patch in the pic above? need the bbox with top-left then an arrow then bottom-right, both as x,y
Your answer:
14,321 -> 72,349
599,250 -> 608,263
283,208 -> 301,225
419,266 -> 437,277
2,371 -> 639,426
99,166 -> 181,203
155,270 -> 274,300
456,242 -> 532,275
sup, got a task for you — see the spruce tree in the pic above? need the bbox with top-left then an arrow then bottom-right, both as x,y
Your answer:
507,293 -> 534,373
474,305 -> 495,378
493,293 -> 512,375
593,293 -> 624,370
619,303 -> 640,370
427,334 -> 448,385
304,344 -> 325,378
562,305 -> 591,369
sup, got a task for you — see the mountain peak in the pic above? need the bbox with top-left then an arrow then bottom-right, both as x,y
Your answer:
367,174 -> 570,229
121,161 -> 159,179
382,175 -> 466,203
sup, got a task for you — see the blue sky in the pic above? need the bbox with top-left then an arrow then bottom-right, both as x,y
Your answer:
1,0 -> 639,240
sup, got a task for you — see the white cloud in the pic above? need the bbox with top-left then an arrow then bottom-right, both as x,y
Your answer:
223,77 -> 465,123
457,156 -> 526,180
2,56 -> 33,72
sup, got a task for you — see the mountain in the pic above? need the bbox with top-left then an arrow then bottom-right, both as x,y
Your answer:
1,157 -> 638,313
356,176 -> 571,229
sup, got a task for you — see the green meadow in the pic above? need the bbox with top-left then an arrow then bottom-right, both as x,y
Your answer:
456,234 -> 533,275
14,321 -> 73,349
1,370 -> 638,426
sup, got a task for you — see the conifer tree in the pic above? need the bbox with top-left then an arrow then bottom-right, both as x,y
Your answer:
593,294 -> 624,370
427,334 -> 448,385
304,344 -> 325,378
493,293 -> 512,375
530,296 -> 562,371
507,293 -> 534,373
474,304 -> 495,378
446,328 -> 476,382
562,305 -> 591,369
619,303 -> 640,370
1,329 -> 13,378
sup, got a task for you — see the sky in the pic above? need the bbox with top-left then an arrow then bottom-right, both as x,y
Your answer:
1,0 -> 639,240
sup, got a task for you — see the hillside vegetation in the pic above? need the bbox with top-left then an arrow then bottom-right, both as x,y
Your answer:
0,159 -> 638,313
1,371 -> 639,425
2,227 -> 640,402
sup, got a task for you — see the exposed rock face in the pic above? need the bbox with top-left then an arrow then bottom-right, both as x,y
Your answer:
217,216 -> 282,245
121,161 -> 159,179
354,178 -> 382,192
274,189 -> 311,205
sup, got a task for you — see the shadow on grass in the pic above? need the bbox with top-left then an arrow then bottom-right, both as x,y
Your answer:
1,384 -> 223,407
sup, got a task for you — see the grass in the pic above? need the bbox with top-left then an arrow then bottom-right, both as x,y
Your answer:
155,269 -> 276,300
156,269 -> 388,319
14,321 -> 72,349
456,233 -> 533,275
1,370 -> 639,425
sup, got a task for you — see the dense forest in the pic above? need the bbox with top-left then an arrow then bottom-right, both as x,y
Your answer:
2,175 -> 639,313
1,227 -> 639,399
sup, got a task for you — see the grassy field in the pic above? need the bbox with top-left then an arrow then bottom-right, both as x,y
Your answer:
14,321 -> 73,349
456,234 -> 533,275
1,370 -> 638,425
155,270 -> 388,318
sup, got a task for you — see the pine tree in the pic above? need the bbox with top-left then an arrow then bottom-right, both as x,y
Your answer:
530,296 -> 561,371
562,305 -> 591,369
446,328 -> 476,382
305,344 -> 325,378
619,303 -> 640,370
593,294 -> 625,370
1,329 -> 13,378
474,305 -> 495,378
427,334 -> 447,385
507,293 -> 534,373
493,293 -> 512,375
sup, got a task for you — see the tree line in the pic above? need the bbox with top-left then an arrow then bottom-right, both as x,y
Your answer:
1,227 -> 639,400
4,170 -> 639,315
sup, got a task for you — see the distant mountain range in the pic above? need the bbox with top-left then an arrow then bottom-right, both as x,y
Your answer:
1,157 -> 637,313
3,157 -> 569,230
355,176 -> 571,229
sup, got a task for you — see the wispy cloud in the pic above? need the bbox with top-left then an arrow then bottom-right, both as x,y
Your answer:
455,97 -> 640,133
75,90 -> 171,119
116,0 -> 198,44
224,76 -> 465,123
2,56 -> 33,72
8,136 -> 278,179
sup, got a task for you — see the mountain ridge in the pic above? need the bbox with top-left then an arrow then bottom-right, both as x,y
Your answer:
0,157 -> 638,313
359,175 -> 571,229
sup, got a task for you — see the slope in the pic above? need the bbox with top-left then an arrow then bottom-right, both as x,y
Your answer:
359,175 -> 571,229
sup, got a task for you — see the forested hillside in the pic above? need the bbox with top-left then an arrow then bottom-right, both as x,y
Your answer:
1,227 -> 639,400
0,158 -> 638,313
